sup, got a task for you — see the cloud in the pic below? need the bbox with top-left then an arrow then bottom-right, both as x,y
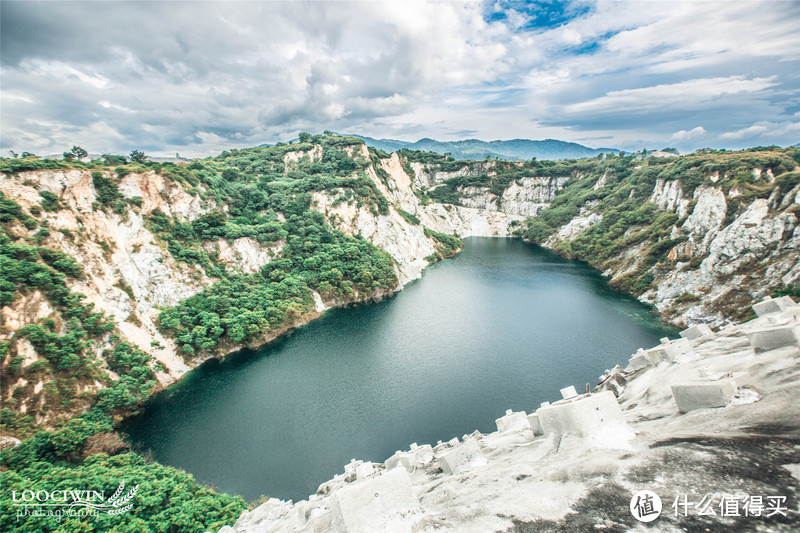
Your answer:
563,77 -> 777,116
670,127 -> 706,141
1,0 -> 798,156
720,124 -> 770,140
720,121 -> 800,142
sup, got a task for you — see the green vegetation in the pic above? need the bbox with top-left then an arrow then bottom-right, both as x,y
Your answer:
1,418 -> 245,533
39,191 -> 62,212
773,283 -> 800,300
399,148 -> 472,172
129,149 -> 147,163
0,198 -> 163,429
0,190 -> 245,532
397,209 -> 420,225
63,145 -> 88,162
424,227 -> 462,262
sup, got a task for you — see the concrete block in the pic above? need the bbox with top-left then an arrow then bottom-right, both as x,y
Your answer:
680,324 -> 713,341
753,296 -> 796,317
540,401 -> 551,408
437,438 -> 485,475
536,391 -> 627,438
671,380 -> 736,413
560,385 -> 578,400
330,468 -> 421,533
526,413 -> 544,436
495,409 -> 531,433
746,326 -> 800,353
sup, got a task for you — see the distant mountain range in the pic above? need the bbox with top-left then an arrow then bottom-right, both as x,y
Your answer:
347,134 -> 620,161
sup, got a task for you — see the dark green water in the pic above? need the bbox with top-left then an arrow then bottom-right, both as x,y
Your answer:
122,238 -> 676,502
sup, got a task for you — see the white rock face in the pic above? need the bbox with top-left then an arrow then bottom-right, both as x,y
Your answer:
420,203 -> 524,237
204,238 -> 283,274
543,169 -> 799,327
682,186 -> 727,255
283,145 -> 323,169
650,178 -> 690,217
379,155 -> 558,238
409,160 -> 496,189
501,177 -> 569,217
646,197 -> 798,327
545,206 -> 602,245
0,170 -> 289,388
457,186 -> 498,210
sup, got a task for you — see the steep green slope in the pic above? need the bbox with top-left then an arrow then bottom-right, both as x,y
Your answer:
516,147 -> 800,324
0,134 -> 410,532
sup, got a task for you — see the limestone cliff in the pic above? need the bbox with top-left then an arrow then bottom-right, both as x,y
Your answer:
517,149 -> 800,328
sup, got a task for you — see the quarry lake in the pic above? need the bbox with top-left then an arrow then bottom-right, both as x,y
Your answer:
122,237 -> 677,502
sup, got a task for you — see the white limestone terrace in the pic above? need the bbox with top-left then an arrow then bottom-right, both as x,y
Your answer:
215,298 -> 800,533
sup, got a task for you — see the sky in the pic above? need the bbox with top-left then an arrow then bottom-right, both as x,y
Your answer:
1,0 -> 799,157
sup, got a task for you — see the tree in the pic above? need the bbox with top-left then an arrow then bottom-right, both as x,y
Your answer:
102,154 -> 127,165
63,146 -> 87,161
130,150 -> 147,163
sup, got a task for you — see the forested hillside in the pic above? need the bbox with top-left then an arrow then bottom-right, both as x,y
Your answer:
516,147 -> 800,324
0,134 -> 440,532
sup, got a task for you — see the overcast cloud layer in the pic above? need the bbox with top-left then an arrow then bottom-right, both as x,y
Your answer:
1,0 -> 798,157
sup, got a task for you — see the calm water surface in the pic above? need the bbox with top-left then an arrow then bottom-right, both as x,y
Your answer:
122,238 -> 676,502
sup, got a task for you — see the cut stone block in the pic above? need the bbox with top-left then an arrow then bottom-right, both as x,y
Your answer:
536,391 -> 627,438
355,462 -> 378,480
344,459 -> 362,474
385,444 -> 434,473
330,467 -> 421,533
753,296 -> 796,317
437,438 -> 485,475
626,349 -> 651,371
647,338 -> 693,364
680,324 -> 713,341
526,413 -> 544,436
495,409 -> 531,433
732,371 -> 753,388
235,498 -> 291,530
746,326 -> 800,353
671,380 -> 736,413
560,385 -> 578,400
646,346 -> 672,365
